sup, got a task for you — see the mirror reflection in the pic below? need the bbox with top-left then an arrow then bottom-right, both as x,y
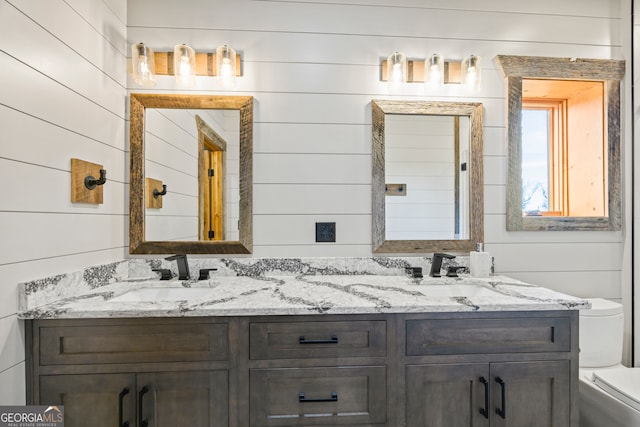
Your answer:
129,94 -> 253,254
144,108 -> 240,242
521,79 -> 605,217
372,100 -> 484,253
384,114 -> 470,240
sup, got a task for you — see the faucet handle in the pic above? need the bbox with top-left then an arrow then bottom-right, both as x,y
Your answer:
198,268 -> 218,280
405,267 -> 423,279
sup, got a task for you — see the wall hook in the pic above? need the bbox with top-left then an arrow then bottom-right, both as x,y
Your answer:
153,184 -> 167,198
84,169 -> 107,190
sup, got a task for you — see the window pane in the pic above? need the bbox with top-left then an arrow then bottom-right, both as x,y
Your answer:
521,109 -> 549,213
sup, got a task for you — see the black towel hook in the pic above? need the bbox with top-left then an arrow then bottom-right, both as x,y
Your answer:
153,184 -> 167,198
85,169 -> 107,190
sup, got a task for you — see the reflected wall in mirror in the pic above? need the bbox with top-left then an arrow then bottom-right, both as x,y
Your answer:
372,100 -> 484,253
497,55 -> 624,231
130,94 -> 253,254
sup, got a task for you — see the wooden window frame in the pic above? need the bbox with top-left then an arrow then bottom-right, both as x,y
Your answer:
522,99 -> 567,216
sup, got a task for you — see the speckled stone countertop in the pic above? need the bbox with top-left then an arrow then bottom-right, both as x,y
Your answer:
18,258 -> 589,319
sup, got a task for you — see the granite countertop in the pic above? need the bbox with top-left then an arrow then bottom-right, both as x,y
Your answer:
18,273 -> 590,319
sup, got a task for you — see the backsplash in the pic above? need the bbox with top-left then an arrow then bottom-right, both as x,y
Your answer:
19,256 -> 473,311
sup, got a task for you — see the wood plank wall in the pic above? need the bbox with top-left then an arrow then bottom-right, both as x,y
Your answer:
0,0 -> 127,403
128,0 -> 629,297
0,0 -> 632,404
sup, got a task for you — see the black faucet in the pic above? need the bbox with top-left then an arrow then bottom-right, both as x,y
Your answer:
165,254 -> 190,280
430,253 -> 456,277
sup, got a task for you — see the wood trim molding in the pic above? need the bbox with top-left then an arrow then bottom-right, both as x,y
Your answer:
497,55 -> 624,231
129,94 -> 253,254
371,100 -> 484,253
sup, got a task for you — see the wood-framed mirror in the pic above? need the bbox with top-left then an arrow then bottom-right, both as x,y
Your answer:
497,55 -> 625,231
372,100 -> 484,253
129,94 -> 253,254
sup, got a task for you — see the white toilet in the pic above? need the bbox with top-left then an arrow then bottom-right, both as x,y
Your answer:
579,298 -> 640,426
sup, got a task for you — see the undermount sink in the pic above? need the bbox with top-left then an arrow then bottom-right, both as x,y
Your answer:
110,287 -> 216,302
418,284 -> 501,298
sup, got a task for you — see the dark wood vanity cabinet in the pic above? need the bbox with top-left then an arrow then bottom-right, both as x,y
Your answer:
27,318 -> 230,427
246,318 -> 389,426
402,313 -> 576,427
27,311 -> 578,427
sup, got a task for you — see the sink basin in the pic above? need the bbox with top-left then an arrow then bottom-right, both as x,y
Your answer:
419,284 -> 501,298
110,287 -> 216,302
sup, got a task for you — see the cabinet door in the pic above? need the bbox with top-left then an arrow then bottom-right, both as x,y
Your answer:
40,373 -> 135,427
137,370 -> 228,427
405,364 -> 490,427
489,361 -> 570,427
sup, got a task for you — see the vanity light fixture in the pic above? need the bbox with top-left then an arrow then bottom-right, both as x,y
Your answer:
174,44 -> 196,87
380,53 -> 480,90
386,51 -> 407,92
129,43 -> 242,87
216,45 -> 237,88
461,54 -> 481,91
131,42 -> 157,87
425,54 -> 444,89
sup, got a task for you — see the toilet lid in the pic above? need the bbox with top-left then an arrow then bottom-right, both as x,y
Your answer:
581,298 -> 623,316
593,368 -> 640,411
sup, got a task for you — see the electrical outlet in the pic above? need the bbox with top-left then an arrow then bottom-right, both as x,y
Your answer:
315,222 -> 336,242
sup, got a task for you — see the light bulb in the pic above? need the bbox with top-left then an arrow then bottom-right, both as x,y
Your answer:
462,55 -> 481,91
425,54 -> 444,89
174,44 -> 196,87
216,45 -> 236,88
131,43 -> 156,87
386,51 -> 406,92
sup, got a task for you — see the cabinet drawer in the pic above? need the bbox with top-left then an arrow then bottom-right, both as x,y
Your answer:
250,320 -> 386,360
39,322 -> 229,365
250,366 -> 386,426
406,316 -> 570,356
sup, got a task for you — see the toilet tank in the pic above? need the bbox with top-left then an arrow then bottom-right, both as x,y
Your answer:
579,298 -> 624,368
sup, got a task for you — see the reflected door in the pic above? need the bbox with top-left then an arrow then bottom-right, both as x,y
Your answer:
202,144 -> 224,241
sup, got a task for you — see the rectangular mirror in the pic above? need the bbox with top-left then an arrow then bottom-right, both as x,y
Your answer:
130,94 -> 253,254
497,55 -> 624,231
372,100 -> 484,253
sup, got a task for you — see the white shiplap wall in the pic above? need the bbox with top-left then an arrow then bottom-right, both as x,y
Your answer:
129,0 -> 632,358
0,0 -> 632,405
0,0 -> 127,403
385,115 -> 458,241
128,0 -> 630,294
144,108 -> 240,241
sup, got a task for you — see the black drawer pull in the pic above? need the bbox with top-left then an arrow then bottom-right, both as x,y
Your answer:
495,377 -> 506,419
479,377 -> 489,419
299,335 -> 338,344
299,392 -> 338,402
118,387 -> 130,427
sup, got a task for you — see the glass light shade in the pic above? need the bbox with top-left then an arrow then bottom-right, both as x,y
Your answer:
174,44 -> 196,87
216,45 -> 236,88
461,54 -> 481,91
386,51 -> 406,92
424,54 -> 444,89
131,43 -> 156,87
